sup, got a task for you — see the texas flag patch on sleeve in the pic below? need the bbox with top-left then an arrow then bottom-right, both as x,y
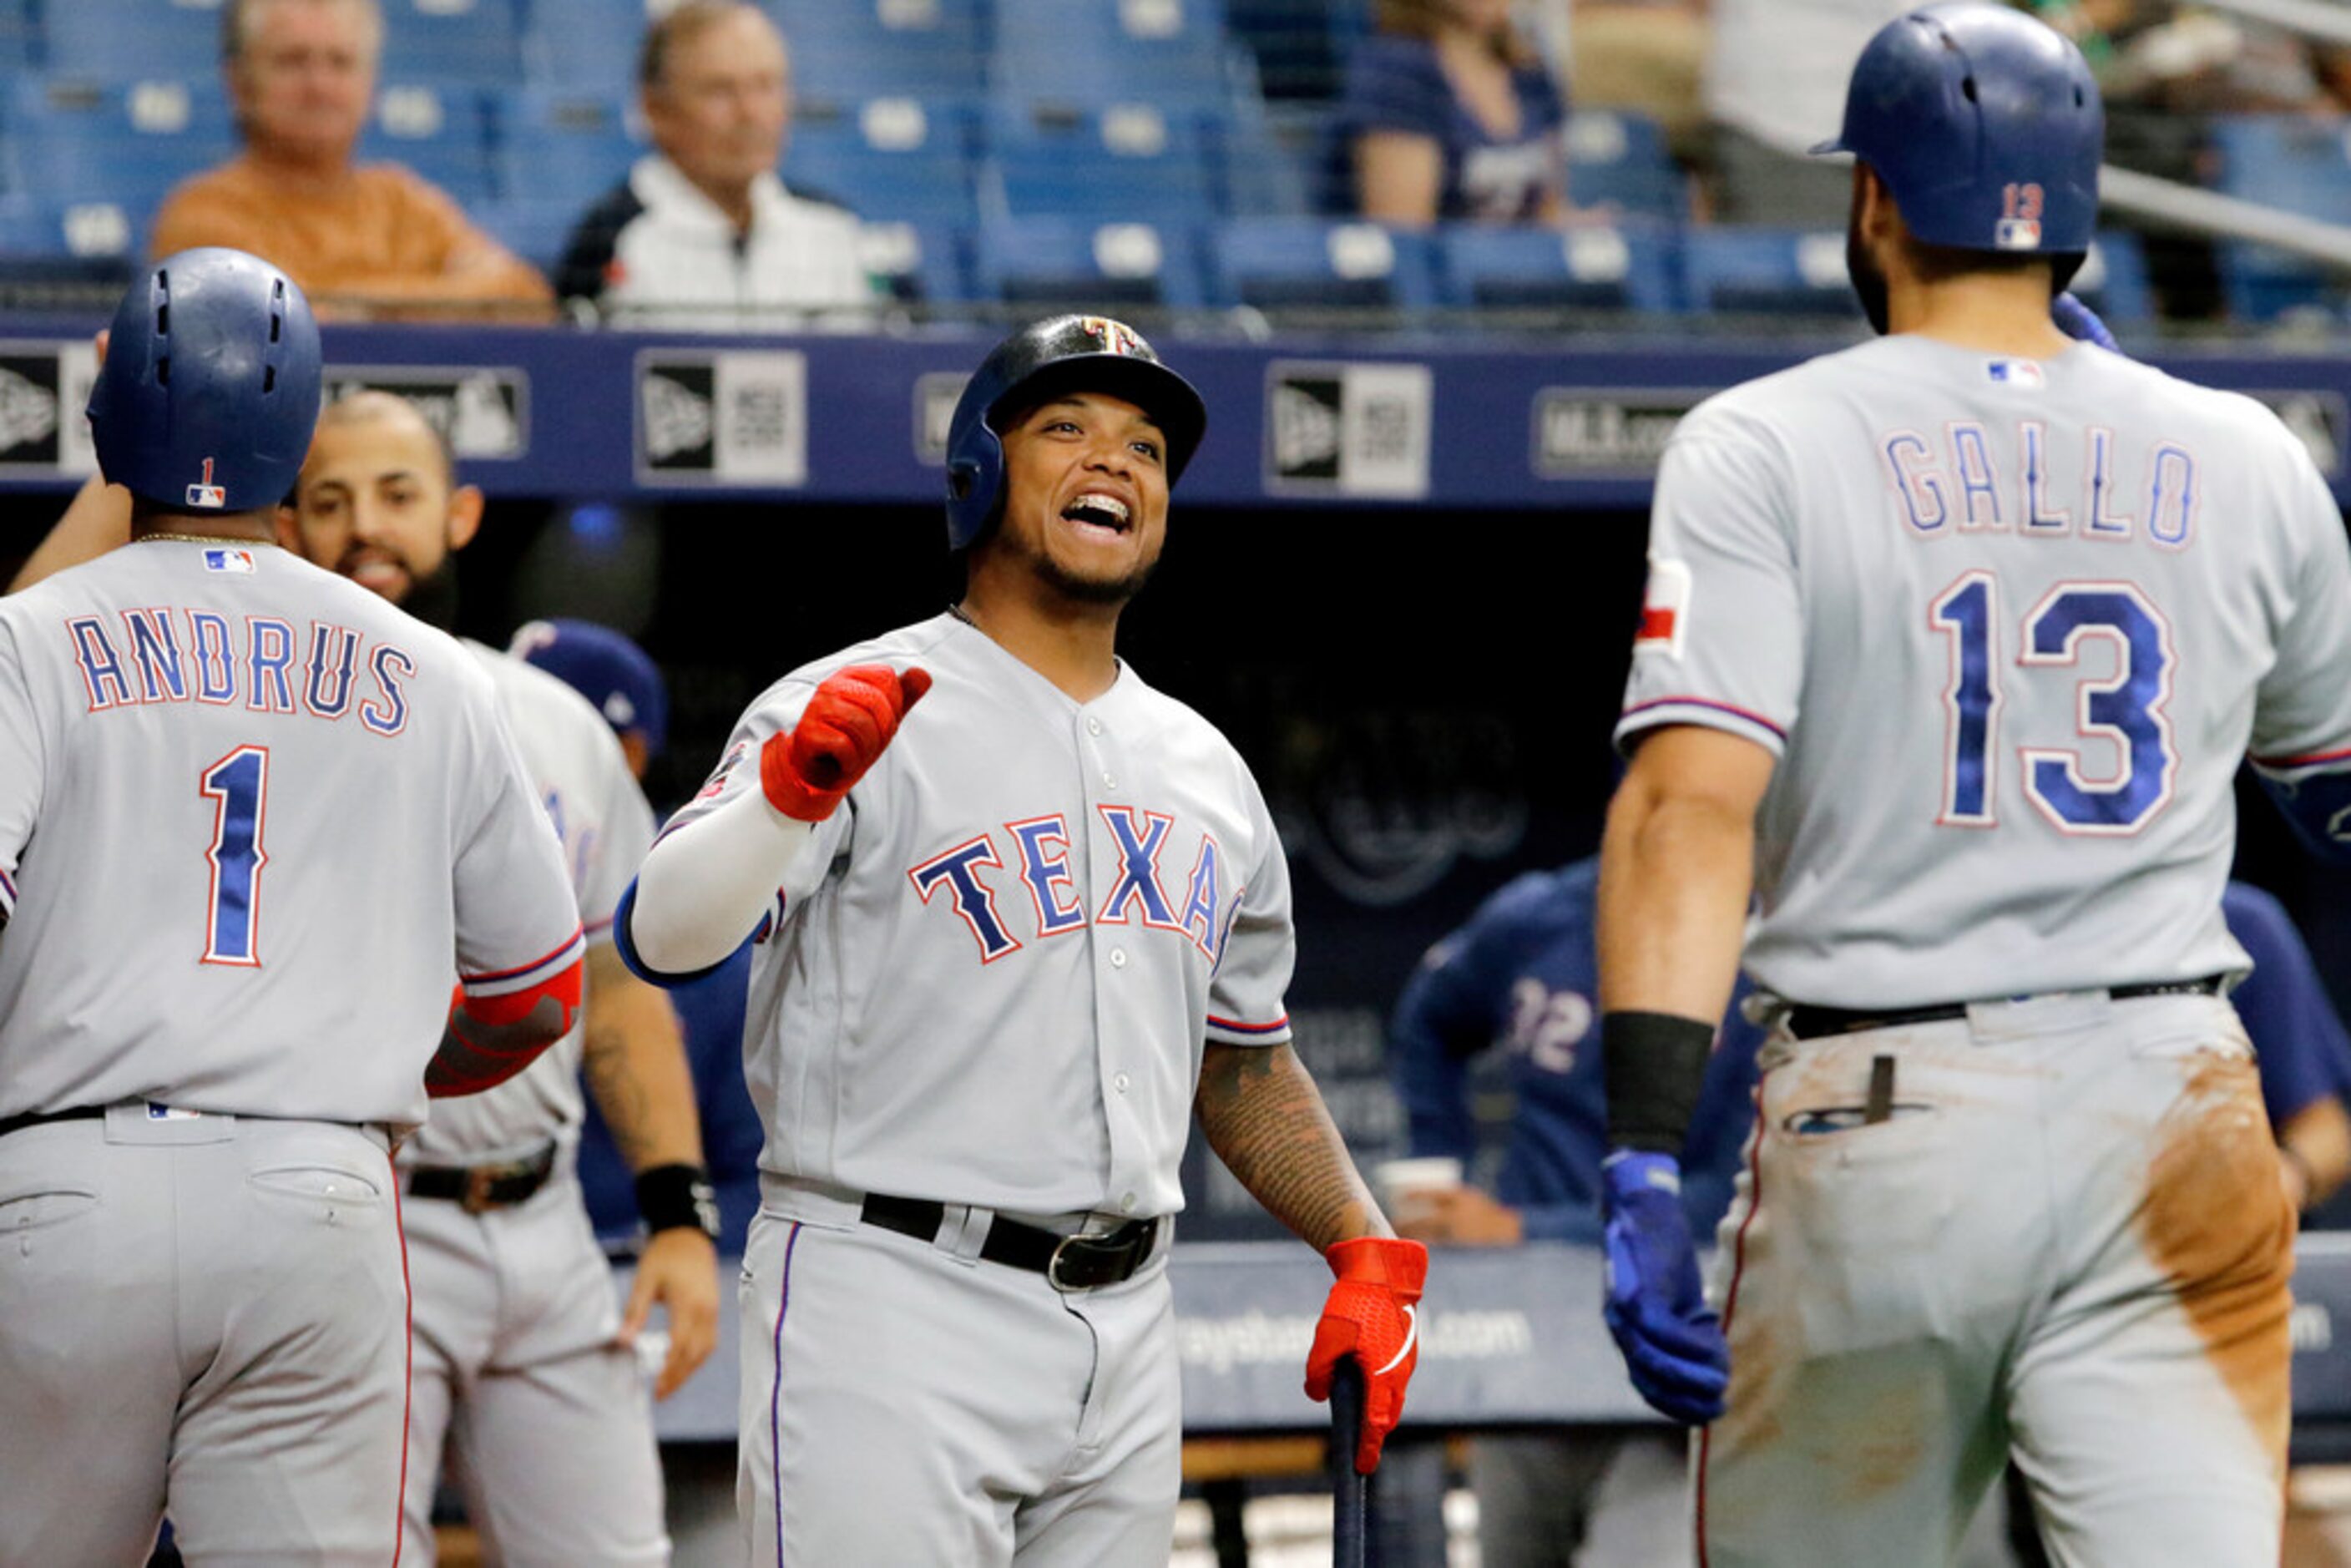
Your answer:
1634,555 -> 1691,660
202,548 -> 256,574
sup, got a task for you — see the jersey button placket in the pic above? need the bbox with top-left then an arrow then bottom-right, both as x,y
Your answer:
1083,707 -> 1146,1220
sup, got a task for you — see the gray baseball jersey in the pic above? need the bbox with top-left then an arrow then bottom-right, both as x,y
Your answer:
667,610 -> 1297,1221
0,538 -> 581,1568
1620,335 -> 2351,1007
0,540 -> 585,1125
402,642 -> 655,1165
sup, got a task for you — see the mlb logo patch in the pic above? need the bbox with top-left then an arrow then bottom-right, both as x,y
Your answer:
1987,359 -> 2045,388
202,548 -> 256,574
1994,218 -> 2042,251
185,456 -> 226,509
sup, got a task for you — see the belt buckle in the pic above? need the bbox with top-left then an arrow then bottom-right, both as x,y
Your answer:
1047,1233 -> 1087,1293
461,1166 -> 499,1215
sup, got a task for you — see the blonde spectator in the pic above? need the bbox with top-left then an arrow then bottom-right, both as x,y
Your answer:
150,0 -> 553,321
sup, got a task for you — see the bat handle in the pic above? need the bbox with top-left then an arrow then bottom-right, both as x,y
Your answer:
1328,1355 -> 1368,1568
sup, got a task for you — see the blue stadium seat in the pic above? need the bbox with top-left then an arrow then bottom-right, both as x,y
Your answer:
499,89 -> 646,212
472,196 -> 578,275
379,0 -> 521,89
973,215 -> 1206,306
2209,115 -> 2351,321
783,98 -> 978,224
0,0 -> 31,74
7,76 -> 237,211
1564,109 -> 1687,225
2070,230 -> 2155,326
0,196 -> 142,286
767,0 -> 988,111
359,83 -> 496,203
988,103 -> 1217,223
856,218 -> 971,302
1681,226 -> 1858,318
1438,222 -> 1680,313
42,0 -> 222,83
1215,99 -> 1324,216
523,0 -> 660,93
1204,216 -> 1438,310
992,0 -> 1241,113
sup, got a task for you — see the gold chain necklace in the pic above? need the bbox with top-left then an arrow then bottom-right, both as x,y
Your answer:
138,533 -> 270,547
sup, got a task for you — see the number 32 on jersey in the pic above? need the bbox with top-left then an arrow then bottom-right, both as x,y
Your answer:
1930,574 -> 2176,833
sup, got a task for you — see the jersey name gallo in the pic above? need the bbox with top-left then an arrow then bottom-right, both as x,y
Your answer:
908,804 -> 1235,966
1880,421 -> 2199,549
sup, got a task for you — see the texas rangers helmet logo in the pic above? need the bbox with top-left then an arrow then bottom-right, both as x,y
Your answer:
1995,182 -> 2045,252
1078,316 -> 1145,358
185,456 -> 227,509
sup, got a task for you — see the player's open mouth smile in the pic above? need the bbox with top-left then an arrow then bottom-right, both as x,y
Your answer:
1060,492 -> 1133,537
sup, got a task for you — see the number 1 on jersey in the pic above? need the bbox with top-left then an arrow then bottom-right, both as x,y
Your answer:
200,746 -> 270,965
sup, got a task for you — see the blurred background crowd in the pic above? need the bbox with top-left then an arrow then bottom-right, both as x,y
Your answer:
7,0 -> 2351,331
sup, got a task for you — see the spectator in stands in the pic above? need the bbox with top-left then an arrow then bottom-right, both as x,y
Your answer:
1702,0 -> 1912,227
555,2 -> 876,330
150,0 -> 553,320
510,617 -> 764,1256
1385,853 -> 1763,1566
1341,0 -> 1570,225
1559,0 -> 1711,165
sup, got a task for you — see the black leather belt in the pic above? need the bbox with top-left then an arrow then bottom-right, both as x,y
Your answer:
859,1192 -> 1160,1292
0,1105 -> 104,1141
407,1143 -> 558,1214
1785,974 -> 2228,1040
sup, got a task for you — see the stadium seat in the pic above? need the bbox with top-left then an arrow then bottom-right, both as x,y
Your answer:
856,218 -> 971,302
42,0 -> 223,83
473,196 -> 579,276
767,0 -> 988,112
973,215 -> 1206,306
358,83 -> 495,204
1204,216 -> 1438,310
0,0 -> 31,74
2070,231 -> 2155,327
1215,99 -> 1323,217
0,196 -> 142,287
378,0 -> 521,89
1438,222 -> 1680,313
1564,109 -> 1687,225
992,0 -> 1240,113
2209,115 -> 2351,321
523,0 -> 664,93
783,98 -> 978,224
1681,226 -> 1858,318
6,76 -> 237,211
988,103 -> 1217,223
499,89 -> 647,213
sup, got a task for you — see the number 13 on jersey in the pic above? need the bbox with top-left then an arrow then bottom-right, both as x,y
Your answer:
1931,574 -> 2177,833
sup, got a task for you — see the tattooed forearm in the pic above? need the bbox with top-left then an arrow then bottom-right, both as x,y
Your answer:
1195,1042 -> 1393,1252
581,945 -> 705,1174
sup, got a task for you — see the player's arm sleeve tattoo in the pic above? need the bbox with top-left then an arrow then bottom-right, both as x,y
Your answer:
1196,1042 -> 1393,1250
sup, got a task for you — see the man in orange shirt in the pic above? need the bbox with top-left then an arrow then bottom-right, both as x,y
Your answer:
152,0 -> 552,320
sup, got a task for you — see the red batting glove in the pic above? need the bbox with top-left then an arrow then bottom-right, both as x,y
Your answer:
1304,1236 -> 1428,1474
760,664 -> 933,822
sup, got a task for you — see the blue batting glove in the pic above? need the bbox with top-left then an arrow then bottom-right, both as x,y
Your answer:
2051,291 -> 2119,352
1600,1150 -> 1729,1426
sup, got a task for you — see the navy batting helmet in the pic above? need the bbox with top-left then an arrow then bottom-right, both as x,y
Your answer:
87,246 -> 322,513
943,315 -> 1206,551
1813,3 -> 2102,256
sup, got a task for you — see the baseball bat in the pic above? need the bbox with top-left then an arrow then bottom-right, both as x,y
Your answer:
1328,1354 -> 1368,1568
